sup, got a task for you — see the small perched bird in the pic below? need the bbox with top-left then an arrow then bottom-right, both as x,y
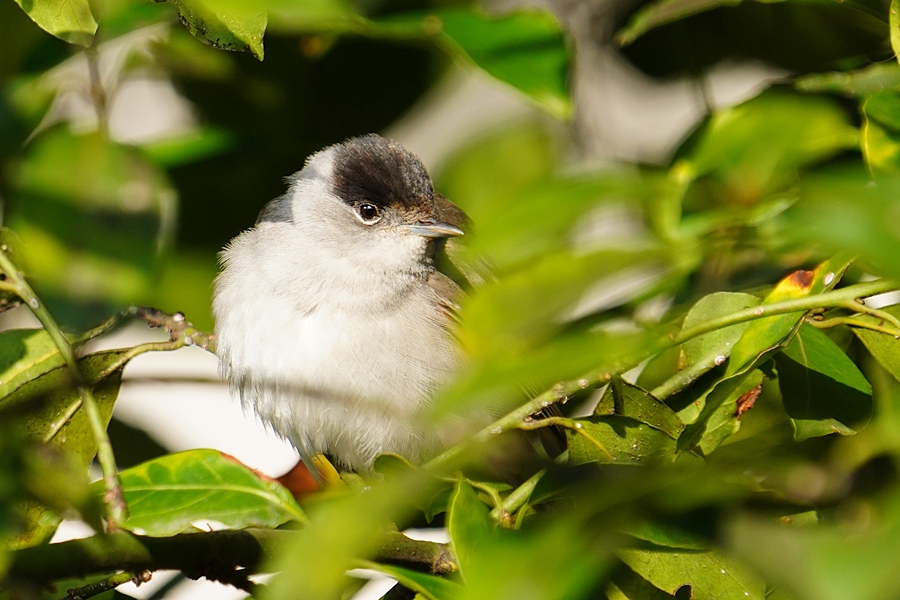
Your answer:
212,135 -> 470,474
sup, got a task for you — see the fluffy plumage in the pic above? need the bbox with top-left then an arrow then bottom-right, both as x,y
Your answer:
213,135 -> 467,471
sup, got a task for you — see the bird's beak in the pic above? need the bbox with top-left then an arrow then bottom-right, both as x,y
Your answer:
402,219 -> 464,239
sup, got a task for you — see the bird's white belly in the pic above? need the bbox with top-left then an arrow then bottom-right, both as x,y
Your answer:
235,293 -> 458,469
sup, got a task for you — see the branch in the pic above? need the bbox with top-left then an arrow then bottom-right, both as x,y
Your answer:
0,248 -> 126,530
426,278 -> 899,470
5,529 -> 456,586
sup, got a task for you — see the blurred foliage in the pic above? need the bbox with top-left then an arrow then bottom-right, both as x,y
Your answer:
3,0 -> 900,599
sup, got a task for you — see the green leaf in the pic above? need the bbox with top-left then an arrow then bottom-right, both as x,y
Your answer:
361,561 -> 461,600
697,369 -> 764,455
12,0 -> 97,47
651,292 -> 761,401
380,9 -> 571,119
728,503 -> 900,600
786,169 -> 900,281
567,416 -> 687,466
594,379 -> 686,438
622,521 -> 709,551
795,63 -> 900,97
675,91 -> 856,204
862,91 -> 900,173
0,329 -> 63,400
447,479 -> 495,577
853,304 -> 900,383
448,481 -> 615,599
164,0 -> 267,60
0,350 -> 126,547
109,449 -> 305,536
8,129 -> 177,328
619,548 -> 766,600
776,324 -> 873,440
677,259 -> 847,453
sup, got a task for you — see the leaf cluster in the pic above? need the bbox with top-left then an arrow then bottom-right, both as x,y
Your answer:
3,0 -> 900,599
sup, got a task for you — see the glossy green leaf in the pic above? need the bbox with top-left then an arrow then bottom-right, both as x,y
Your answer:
594,379 -> 685,438
776,324 -> 873,440
651,292 -> 760,401
166,0 -> 266,60
12,0 -> 97,47
853,304 -> 900,383
110,449 -> 305,537
0,330 -> 63,400
619,547 -> 765,600
677,260 -> 846,453
697,369 -> 764,455
567,416 -> 684,466
8,129 -> 177,328
380,9 -> 571,118
862,91 -> 900,173
447,479 -> 495,577
360,561 -> 461,600
675,91 -> 856,204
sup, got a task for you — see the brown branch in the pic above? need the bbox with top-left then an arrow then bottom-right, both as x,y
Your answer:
5,529 -> 456,587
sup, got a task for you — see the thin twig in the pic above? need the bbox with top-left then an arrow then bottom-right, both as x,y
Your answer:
426,279 -> 899,471
0,247 -> 127,530
62,570 -> 151,600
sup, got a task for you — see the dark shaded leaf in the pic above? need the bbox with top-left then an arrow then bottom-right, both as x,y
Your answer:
567,416 -> 688,466
0,350 -> 126,547
796,63 -> 900,97
776,324 -> 873,440
594,379 -> 686,438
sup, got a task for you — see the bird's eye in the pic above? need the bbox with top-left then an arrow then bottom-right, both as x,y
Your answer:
357,203 -> 381,224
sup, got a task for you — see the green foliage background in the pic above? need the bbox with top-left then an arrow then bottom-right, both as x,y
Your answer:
3,0 -> 900,598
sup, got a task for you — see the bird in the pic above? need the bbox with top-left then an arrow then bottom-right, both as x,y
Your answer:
212,134 -> 472,476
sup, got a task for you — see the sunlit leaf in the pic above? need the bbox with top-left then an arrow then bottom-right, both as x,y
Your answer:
862,91 -> 900,173
776,324 -> 873,440
650,292 -> 760,401
379,9 -> 571,118
619,547 -> 765,600
12,0 -> 97,47
675,91 -> 856,205
0,330 -> 62,401
360,561 -> 460,600
853,304 -> 900,383
678,259 -> 847,453
106,449 -> 305,537
164,0 -> 266,60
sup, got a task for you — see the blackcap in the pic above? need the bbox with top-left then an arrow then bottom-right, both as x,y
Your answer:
213,135 -> 470,474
